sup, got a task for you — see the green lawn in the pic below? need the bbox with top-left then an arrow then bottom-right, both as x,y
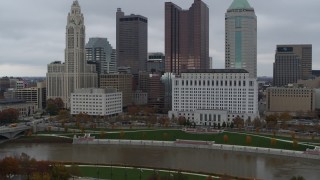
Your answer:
72,165 -> 229,180
83,129 -> 313,151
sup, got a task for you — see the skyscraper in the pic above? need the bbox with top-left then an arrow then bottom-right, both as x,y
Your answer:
86,38 -> 117,87
46,0 -> 97,107
116,8 -> 148,75
273,44 -> 312,87
225,0 -> 257,78
165,0 -> 209,74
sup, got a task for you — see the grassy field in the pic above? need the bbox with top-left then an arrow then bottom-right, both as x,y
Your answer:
71,165 -> 246,180
78,129 -> 313,151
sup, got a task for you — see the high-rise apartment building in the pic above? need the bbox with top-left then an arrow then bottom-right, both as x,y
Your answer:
165,0 -> 209,74
46,1 -> 97,107
116,8 -> 148,75
86,38 -> 117,87
225,0 -> 257,78
273,45 -> 312,87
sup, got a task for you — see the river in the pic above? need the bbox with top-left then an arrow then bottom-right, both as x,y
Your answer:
0,143 -> 319,180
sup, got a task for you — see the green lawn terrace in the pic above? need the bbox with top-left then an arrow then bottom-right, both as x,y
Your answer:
63,129 -> 315,151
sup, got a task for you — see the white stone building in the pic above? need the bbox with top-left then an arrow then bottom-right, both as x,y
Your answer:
169,69 -> 259,126
70,88 -> 122,116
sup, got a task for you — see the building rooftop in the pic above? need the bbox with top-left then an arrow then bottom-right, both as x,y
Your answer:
181,69 -> 249,74
228,0 -> 253,10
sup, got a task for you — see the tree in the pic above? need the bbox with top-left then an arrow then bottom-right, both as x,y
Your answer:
206,176 -> 214,180
233,116 -> 244,129
0,156 -> 20,179
279,112 -> 292,121
46,99 -> 58,116
223,135 -> 229,143
253,117 -> 262,128
246,136 -> 252,145
57,110 -> 70,121
222,122 -> 226,128
128,106 -> 139,116
97,131 -> 106,139
0,108 -> 19,124
178,116 -> 187,126
163,133 -> 170,140
50,163 -> 71,180
293,140 -> 299,148
290,176 -> 305,180
265,113 -> 279,129
270,138 -> 277,146
119,131 -> 125,139
67,164 -> 81,177
54,98 -> 64,109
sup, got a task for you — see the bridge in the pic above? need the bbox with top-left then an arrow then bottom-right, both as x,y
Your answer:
0,125 -> 32,139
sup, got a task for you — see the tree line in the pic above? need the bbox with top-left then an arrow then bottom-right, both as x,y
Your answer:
0,153 -> 80,180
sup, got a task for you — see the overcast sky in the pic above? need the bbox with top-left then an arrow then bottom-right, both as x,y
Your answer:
0,0 -> 319,77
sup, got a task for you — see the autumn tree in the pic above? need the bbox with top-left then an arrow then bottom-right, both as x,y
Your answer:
223,135 -> 229,143
119,131 -> 125,139
51,164 -> 71,180
253,117 -> 262,128
178,116 -> 186,126
0,108 -> 19,124
57,110 -> 70,121
246,136 -> 252,145
233,116 -> 244,129
279,112 -> 292,121
128,106 -> 139,116
270,138 -> 277,146
46,99 -> 59,116
99,131 -> 106,139
0,156 -> 20,179
265,113 -> 279,129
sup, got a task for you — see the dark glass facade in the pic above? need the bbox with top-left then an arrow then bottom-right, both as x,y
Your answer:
165,0 -> 209,74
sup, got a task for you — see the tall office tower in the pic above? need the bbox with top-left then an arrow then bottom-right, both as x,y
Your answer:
116,8 -> 148,75
47,0 -> 97,107
225,0 -> 257,78
86,38 -> 117,87
273,45 -> 312,87
165,0 -> 209,74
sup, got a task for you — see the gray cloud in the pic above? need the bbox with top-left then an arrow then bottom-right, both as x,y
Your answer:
0,0 -> 319,77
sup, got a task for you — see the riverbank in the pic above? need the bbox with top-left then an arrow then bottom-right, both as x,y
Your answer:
7,136 -> 72,144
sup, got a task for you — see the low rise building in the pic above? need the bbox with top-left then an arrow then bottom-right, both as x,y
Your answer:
0,99 -> 36,117
70,88 -> 122,116
266,87 -> 315,116
169,69 -> 259,126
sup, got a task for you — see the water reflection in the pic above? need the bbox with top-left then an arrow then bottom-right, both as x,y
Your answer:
0,143 -> 319,180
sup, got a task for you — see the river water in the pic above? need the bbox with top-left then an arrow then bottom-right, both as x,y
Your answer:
0,143 -> 319,180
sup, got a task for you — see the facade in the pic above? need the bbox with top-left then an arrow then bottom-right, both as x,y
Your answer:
266,87 -> 315,115
116,8 -> 148,75
225,0 -> 257,78
147,52 -> 165,73
165,0 -> 209,74
86,38 -> 117,86
70,88 -> 122,116
100,73 -> 133,107
273,45 -> 312,87
0,99 -> 36,117
0,77 -> 10,92
169,69 -> 259,126
15,82 -> 47,110
16,80 -> 27,89
46,1 -> 97,108
148,73 -> 164,111
161,72 -> 175,113
132,91 -> 148,105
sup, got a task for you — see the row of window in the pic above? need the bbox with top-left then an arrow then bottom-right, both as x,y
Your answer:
176,80 -> 254,87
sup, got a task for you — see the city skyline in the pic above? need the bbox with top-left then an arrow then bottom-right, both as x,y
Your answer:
0,0 -> 319,77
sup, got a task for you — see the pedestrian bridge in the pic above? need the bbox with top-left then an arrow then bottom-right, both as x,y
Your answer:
0,125 -> 31,139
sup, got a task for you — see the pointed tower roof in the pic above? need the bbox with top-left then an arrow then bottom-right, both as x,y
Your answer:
228,0 -> 253,10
